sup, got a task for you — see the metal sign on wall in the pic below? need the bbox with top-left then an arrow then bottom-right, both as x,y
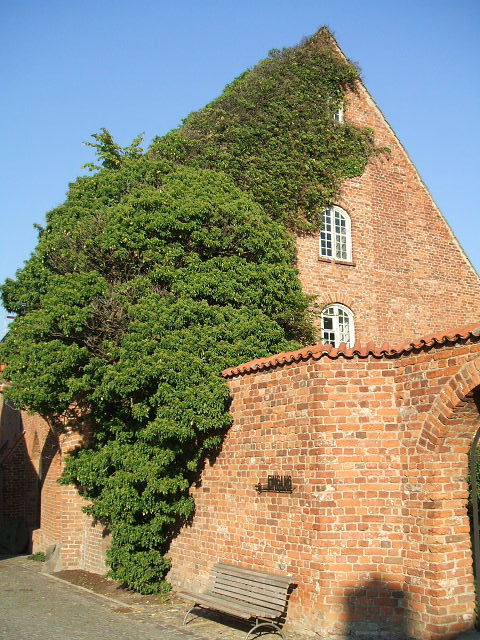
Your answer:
255,475 -> 293,494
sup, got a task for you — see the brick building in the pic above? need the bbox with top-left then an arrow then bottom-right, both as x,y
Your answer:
0,392 -> 109,573
295,37 -> 480,346
1,31 -> 480,640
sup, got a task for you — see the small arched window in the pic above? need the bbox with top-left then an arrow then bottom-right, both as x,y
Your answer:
320,206 -> 352,262
321,304 -> 355,348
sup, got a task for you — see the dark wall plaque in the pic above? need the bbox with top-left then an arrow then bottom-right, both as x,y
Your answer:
255,475 -> 293,494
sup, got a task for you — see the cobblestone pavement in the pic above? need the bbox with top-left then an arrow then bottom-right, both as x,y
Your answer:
0,555 -> 290,640
0,555 -> 205,640
2,555 -> 478,640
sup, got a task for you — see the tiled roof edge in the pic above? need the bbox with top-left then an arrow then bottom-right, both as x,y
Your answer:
222,322 -> 480,378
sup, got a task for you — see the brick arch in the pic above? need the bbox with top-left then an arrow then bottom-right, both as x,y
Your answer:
405,355 -> 480,638
329,202 -> 353,218
315,292 -> 356,312
417,355 -> 480,452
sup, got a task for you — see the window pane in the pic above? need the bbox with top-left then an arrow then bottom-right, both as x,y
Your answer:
334,212 -> 345,233
337,311 -> 350,344
320,231 -> 332,257
335,237 -> 347,261
323,331 -> 336,345
323,317 -> 333,329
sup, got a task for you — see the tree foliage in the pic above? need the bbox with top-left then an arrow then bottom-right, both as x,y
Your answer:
1,158 -> 314,592
83,128 -> 145,172
0,28 -> 377,593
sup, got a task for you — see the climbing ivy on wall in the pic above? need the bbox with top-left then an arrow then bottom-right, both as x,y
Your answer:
152,28 -> 375,231
0,28 -> 376,593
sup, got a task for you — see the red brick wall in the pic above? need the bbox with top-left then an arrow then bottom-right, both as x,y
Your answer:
1,44 -> 479,636
0,395 -> 108,571
82,518 -> 110,574
296,79 -> 480,345
168,336 -> 480,640
0,397 -> 50,539
395,344 -> 480,639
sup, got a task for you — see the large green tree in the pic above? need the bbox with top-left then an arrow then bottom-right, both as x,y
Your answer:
1,157 -> 314,591
0,28 -> 376,592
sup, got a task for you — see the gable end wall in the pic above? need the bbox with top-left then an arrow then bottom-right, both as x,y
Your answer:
296,78 -> 480,344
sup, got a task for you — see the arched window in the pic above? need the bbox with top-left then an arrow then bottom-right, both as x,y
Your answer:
319,206 -> 352,262
321,304 -> 355,348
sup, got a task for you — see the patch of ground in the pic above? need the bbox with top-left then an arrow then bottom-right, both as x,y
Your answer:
49,567 -> 256,637
52,568 -> 175,607
50,567 -> 199,628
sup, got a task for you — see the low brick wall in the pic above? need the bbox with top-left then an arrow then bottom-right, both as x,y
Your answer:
168,332 -> 480,640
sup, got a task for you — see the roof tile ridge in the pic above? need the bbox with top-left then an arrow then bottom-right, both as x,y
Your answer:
221,321 -> 480,377
392,321 -> 480,354
376,342 -> 394,355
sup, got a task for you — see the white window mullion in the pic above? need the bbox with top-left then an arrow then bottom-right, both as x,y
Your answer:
333,311 -> 341,347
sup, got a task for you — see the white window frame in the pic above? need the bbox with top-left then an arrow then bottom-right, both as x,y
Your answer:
319,205 -> 352,262
334,105 -> 344,124
320,304 -> 355,348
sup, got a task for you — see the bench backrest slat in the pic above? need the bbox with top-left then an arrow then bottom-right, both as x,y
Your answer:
213,573 -> 288,605
210,563 -> 292,615
214,563 -> 292,587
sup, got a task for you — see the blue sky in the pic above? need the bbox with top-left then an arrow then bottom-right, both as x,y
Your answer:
1,0 -> 479,336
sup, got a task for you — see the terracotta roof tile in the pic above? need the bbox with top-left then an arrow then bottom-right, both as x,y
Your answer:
222,322 -> 480,378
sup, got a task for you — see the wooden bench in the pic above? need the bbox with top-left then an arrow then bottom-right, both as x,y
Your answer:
180,562 -> 293,640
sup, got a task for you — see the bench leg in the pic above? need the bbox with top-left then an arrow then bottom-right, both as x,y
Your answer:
183,604 -> 199,626
245,620 -> 285,640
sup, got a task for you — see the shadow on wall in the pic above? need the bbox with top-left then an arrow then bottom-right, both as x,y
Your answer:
0,400 -> 60,555
345,579 -> 411,640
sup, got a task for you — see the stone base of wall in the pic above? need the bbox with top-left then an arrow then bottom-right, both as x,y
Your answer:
31,517 -> 109,576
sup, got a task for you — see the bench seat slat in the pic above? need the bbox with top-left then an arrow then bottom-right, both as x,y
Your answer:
179,590 -> 252,619
214,563 -> 292,587
179,590 -> 280,619
210,586 -> 284,614
203,592 -> 282,618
